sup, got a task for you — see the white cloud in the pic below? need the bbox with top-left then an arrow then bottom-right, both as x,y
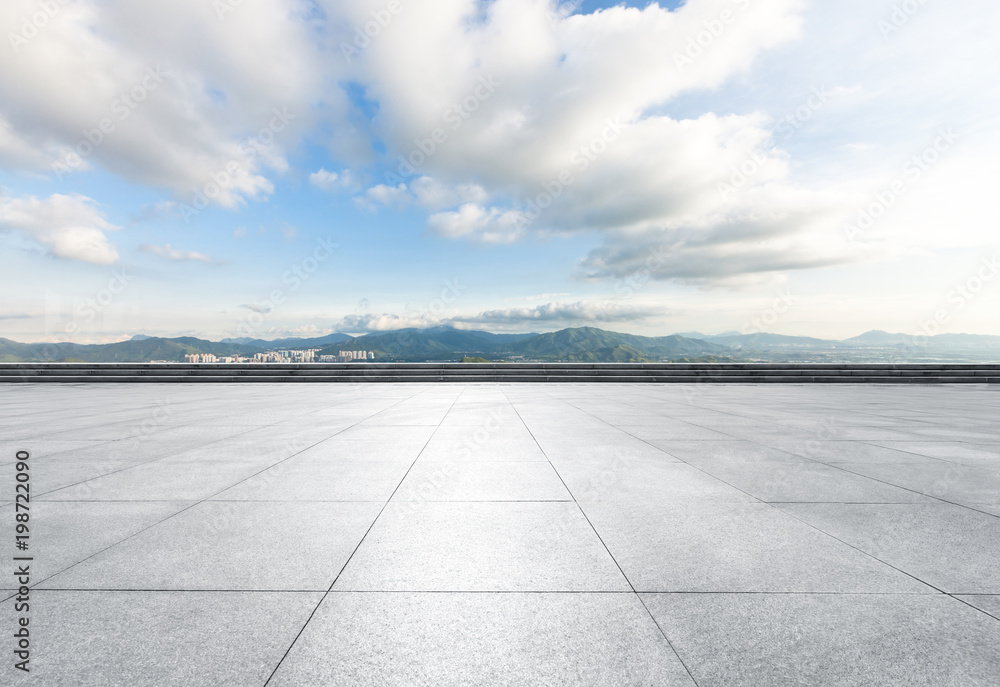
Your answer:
0,192 -> 119,264
455,300 -> 667,325
356,176 -> 490,213
309,168 -> 355,192
0,114 -> 56,171
410,177 -> 488,209
325,0 -> 835,278
336,312 -> 443,333
577,183 -> 872,285
140,243 -> 213,263
355,183 -> 410,211
428,203 -> 525,244
327,0 -> 999,284
335,299 -> 666,333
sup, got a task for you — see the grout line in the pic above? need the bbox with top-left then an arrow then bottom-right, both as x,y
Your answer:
772,507 -> 1000,625
24,390 -> 429,591
31,399 -> 373,498
261,385 -> 467,686
553,397 -> 1000,622
500,385 -> 703,687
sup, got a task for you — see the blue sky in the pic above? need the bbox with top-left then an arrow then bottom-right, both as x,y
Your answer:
1,0 -> 998,343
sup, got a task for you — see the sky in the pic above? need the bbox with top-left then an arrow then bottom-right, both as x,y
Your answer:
1,0 -> 998,344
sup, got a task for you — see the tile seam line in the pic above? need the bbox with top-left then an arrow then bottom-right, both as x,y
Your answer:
261,384 -> 468,687
772,506 -> 1000,625
499,384 -> 703,687
31,395 -> 378,499
620,388 -> 886,430
615,392 -> 952,451
621,386 -> 1000,466
569,388 -> 1000,520
557,398 -> 981,609
783,463 -> 1000,521
1,394 -> 215,437
26,388 -> 429,591
623,385 -> 979,434
8,416 -> 268,479
680,405 -> 1000,521
10,391 -> 337,445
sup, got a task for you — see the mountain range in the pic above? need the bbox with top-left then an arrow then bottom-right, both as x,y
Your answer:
2,327 -> 1000,363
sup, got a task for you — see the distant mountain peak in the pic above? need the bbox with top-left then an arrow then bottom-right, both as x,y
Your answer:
2,325 -> 999,363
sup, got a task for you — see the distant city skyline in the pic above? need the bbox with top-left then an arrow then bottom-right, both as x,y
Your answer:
183,348 -> 375,363
1,0 -> 998,344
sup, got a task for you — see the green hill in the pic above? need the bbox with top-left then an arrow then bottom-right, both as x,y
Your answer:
0,336 -> 258,362
320,326 -> 725,362
496,327 -> 727,361
320,330 -> 459,361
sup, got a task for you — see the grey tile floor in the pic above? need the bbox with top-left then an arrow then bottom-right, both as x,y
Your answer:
2,382 -> 999,686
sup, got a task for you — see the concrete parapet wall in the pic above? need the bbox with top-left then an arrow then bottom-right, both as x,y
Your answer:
2,363 -> 999,383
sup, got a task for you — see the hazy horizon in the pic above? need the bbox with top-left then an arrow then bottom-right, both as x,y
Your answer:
6,323 -> 1000,348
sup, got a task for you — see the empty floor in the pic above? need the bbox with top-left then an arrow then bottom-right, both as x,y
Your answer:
2,382 -> 1000,685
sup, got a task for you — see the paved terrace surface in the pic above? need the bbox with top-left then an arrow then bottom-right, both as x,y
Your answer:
2,383 -> 1000,686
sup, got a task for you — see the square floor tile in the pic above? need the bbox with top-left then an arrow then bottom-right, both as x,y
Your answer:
2,591 -> 320,686
420,425 -> 547,462
269,592 -> 696,686
763,440 -> 946,465
36,458 -> 278,501
335,502 -> 630,591
0,501 -> 188,581
331,425 -> 437,443
0,440 -> 105,463
1,457 -> 151,497
776,503 -> 1000,593
296,439 -> 427,462
623,424 -> 737,442
212,459 -> 411,501
867,441 -> 1000,467
396,461 -> 570,501
43,501 -> 383,591
643,593 -> 1000,687
830,461 -> 1000,503
360,409 -> 450,426
536,436 -> 682,465
439,406 -> 522,427
690,458 -> 932,503
581,501 -> 930,593
554,462 -> 752,503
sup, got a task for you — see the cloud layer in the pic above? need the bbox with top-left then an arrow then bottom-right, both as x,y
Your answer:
336,0 -> 830,281
1,0 -> 996,296
0,0 -> 320,208
335,299 -> 665,333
